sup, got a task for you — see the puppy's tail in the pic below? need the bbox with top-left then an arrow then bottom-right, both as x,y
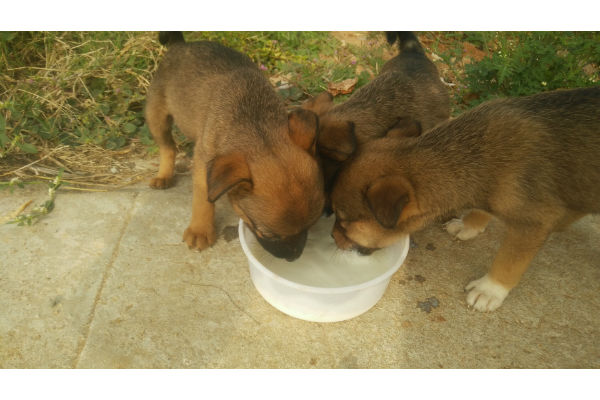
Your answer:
158,31 -> 185,46
385,32 -> 424,54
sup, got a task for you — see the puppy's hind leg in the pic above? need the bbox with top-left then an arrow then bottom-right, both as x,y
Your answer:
446,209 -> 492,240
466,223 -> 550,312
146,95 -> 177,189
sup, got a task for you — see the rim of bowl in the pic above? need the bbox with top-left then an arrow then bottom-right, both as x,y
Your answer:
238,219 -> 409,294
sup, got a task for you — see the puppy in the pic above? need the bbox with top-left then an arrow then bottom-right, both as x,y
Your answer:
146,32 -> 325,261
330,87 -> 600,311
303,31 -> 449,208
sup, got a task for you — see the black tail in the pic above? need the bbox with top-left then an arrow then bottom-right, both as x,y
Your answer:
158,31 -> 185,46
385,32 -> 424,54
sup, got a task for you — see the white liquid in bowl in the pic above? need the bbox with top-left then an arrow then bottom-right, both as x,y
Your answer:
249,216 -> 401,288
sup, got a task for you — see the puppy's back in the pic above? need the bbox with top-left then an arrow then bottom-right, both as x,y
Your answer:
418,87 -> 600,214
147,37 -> 288,149
154,40 -> 257,82
518,87 -> 600,213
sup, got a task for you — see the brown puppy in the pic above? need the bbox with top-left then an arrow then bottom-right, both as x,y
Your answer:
303,32 -> 449,207
146,32 -> 325,261
330,87 -> 600,311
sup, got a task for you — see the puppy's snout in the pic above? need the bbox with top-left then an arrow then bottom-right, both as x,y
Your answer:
331,219 -> 378,255
331,220 -> 352,250
256,230 -> 307,262
355,245 -> 376,256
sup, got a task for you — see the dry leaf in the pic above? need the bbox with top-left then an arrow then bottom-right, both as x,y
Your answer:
462,42 -> 486,63
327,77 -> 358,96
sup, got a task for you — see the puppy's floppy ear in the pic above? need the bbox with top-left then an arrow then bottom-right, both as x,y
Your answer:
365,176 -> 409,229
207,152 -> 253,202
318,120 -> 356,162
288,108 -> 319,156
301,92 -> 334,116
386,117 -> 422,138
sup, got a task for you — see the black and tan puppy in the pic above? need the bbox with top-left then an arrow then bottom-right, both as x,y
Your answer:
146,32 -> 325,261
330,87 -> 600,311
302,32 -> 450,203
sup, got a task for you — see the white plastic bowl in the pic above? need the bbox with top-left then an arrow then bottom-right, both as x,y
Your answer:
238,216 -> 409,322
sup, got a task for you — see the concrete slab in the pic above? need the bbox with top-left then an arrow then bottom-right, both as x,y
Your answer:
1,175 -> 599,368
0,185 -> 138,368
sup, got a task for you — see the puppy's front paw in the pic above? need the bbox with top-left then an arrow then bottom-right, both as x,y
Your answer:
183,226 -> 216,251
445,218 -> 484,241
465,274 -> 509,312
149,176 -> 174,189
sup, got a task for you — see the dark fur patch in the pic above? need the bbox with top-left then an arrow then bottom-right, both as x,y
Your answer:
159,31 -> 185,46
385,31 -> 424,54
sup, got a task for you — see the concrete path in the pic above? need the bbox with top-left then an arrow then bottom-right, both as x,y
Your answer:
1,174 -> 599,368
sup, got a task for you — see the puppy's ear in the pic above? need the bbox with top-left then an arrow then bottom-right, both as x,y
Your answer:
301,92 -> 334,116
288,108 -> 319,156
318,120 -> 356,162
365,176 -> 409,229
386,117 -> 422,138
207,152 -> 253,202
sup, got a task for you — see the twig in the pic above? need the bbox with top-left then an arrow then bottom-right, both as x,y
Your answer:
9,171 -> 153,190
7,66 -> 61,72
16,88 -> 72,117
0,199 -> 33,225
0,146 -> 67,177
47,156 -> 73,173
440,77 -> 456,87
59,186 -> 108,192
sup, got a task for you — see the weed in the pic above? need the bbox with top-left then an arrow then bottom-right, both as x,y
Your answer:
426,32 -> 600,111
3,170 -> 63,226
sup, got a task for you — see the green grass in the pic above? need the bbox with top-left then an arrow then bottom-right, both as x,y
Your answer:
1,31 -> 599,161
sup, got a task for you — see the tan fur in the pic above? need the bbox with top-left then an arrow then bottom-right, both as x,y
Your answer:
331,87 -> 600,308
146,36 -> 324,260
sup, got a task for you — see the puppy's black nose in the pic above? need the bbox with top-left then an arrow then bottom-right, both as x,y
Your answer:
355,245 -> 376,256
255,230 -> 307,262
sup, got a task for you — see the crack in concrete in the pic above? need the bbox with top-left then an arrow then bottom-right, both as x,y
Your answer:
184,281 -> 260,325
72,192 -> 139,368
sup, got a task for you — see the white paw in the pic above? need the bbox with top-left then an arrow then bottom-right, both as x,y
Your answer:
465,274 -> 509,312
445,218 -> 484,240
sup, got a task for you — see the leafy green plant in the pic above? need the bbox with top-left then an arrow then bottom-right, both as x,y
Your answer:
4,171 -> 63,226
460,32 -> 600,106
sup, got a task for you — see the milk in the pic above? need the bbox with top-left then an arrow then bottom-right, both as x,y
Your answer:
249,216 -> 400,288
